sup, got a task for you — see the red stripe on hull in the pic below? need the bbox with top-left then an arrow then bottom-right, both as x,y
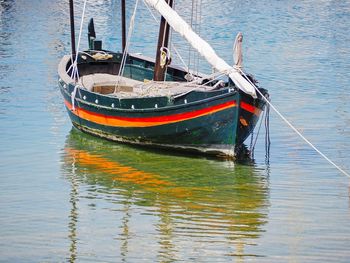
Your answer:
240,101 -> 262,116
64,99 -> 237,127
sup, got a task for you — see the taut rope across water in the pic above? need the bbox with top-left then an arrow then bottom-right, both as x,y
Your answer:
237,68 -> 350,178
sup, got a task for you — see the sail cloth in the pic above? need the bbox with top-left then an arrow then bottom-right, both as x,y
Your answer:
143,0 -> 257,98
233,32 -> 243,68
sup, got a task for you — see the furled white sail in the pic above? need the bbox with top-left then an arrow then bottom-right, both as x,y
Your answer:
233,32 -> 243,68
144,0 -> 257,98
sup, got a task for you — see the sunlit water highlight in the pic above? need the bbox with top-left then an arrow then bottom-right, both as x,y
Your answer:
0,0 -> 350,262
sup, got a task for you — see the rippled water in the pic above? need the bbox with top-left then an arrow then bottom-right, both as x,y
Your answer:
1,0 -> 350,262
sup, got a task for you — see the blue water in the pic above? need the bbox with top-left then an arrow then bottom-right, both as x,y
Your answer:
1,0 -> 350,262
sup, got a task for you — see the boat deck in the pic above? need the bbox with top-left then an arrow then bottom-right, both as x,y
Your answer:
79,73 -> 223,98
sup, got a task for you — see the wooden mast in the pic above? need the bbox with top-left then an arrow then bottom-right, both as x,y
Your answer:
121,0 -> 126,52
69,0 -> 76,57
153,0 -> 173,81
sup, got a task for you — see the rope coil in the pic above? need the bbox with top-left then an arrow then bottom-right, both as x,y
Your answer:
159,47 -> 171,68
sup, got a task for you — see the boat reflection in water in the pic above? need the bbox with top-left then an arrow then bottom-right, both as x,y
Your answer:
62,129 -> 269,262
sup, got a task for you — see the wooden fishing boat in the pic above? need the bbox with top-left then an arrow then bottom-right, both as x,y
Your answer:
58,0 -> 269,158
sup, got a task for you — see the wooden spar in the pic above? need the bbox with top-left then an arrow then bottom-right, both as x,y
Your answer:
121,0 -> 126,52
69,0 -> 76,57
153,0 -> 173,81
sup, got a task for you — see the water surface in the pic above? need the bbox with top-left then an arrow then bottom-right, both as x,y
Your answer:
0,0 -> 350,262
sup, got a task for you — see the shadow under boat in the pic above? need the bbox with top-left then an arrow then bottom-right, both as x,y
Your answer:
61,129 -> 270,261
70,124 -> 256,164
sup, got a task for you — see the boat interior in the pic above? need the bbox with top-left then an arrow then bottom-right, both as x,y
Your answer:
61,52 -> 231,98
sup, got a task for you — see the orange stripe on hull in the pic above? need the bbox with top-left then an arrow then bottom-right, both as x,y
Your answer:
64,99 -> 237,128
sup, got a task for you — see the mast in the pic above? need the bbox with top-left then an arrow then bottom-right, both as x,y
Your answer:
121,0 -> 126,52
144,0 -> 257,98
153,0 -> 173,81
69,0 -> 76,57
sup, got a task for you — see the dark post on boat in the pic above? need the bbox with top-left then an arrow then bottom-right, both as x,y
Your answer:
153,0 -> 173,81
69,0 -> 76,57
121,0 -> 126,52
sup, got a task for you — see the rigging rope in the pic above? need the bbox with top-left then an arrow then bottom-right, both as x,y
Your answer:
236,67 -> 350,178
114,0 -> 139,91
119,0 -> 139,77
172,71 -> 228,98
70,0 -> 88,111
164,2 -> 175,82
250,106 -> 265,156
187,0 -> 195,72
70,0 -> 88,81
265,102 -> 271,164
160,0 -> 175,81
196,0 -> 202,75
142,0 -> 190,72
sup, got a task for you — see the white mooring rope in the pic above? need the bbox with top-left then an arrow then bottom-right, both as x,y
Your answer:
236,68 -> 350,178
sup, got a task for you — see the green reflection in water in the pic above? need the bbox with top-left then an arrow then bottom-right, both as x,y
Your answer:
62,129 -> 270,262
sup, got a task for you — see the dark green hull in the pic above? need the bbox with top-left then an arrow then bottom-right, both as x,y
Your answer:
58,52 -> 267,158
